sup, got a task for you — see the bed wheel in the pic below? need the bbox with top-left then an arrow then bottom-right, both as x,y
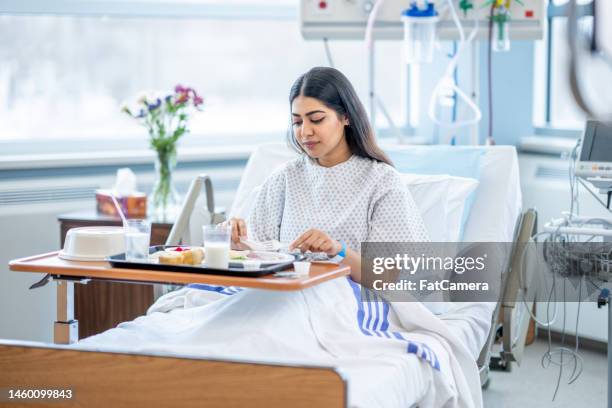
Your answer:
489,355 -> 512,372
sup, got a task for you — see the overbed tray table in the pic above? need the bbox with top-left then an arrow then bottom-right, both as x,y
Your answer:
9,251 -> 351,345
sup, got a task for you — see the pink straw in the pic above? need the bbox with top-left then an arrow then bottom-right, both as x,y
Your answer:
110,194 -> 128,226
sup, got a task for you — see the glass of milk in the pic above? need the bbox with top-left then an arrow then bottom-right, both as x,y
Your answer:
124,219 -> 151,261
202,224 -> 231,269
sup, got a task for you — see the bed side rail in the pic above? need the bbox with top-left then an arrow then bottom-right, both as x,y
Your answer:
477,208 -> 538,386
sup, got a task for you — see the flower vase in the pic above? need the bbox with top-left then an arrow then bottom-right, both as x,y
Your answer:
149,150 -> 181,221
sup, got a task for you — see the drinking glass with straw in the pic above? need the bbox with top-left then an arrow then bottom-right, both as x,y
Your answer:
112,194 -> 151,261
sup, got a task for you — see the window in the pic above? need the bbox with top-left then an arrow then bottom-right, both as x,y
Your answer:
0,1 -> 406,151
0,11 -> 307,143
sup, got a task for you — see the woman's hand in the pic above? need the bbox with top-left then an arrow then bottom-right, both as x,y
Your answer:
289,228 -> 342,257
222,217 -> 249,250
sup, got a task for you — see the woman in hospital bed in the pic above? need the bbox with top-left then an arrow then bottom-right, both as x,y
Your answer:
77,67 -> 486,408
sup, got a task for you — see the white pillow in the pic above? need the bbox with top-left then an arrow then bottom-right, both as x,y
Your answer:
401,174 -> 479,315
229,143 -> 298,218
401,173 -> 479,242
231,185 -> 262,221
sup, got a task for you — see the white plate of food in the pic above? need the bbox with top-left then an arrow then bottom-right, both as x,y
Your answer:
229,250 -> 296,267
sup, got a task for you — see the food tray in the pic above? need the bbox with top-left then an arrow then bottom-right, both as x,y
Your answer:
107,246 -> 301,277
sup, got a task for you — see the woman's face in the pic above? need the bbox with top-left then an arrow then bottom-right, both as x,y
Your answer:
291,95 -> 349,161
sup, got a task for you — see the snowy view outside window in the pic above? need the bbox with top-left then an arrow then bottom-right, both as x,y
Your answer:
0,14 -> 314,142
0,0 -> 411,147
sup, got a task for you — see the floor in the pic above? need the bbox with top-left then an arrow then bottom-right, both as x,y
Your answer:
483,338 -> 607,407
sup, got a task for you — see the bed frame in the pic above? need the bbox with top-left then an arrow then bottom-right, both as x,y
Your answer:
0,340 -> 346,407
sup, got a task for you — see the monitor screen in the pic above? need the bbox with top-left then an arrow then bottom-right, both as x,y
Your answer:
580,121 -> 612,163
587,122 -> 612,162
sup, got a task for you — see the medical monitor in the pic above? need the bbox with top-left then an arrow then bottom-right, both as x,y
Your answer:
576,120 -> 612,182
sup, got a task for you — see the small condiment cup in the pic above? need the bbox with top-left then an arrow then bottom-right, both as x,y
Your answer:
293,261 -> 311,275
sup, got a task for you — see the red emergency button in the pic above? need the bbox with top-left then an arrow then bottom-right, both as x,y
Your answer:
319,1 -> 327,9
525,10 -> 534,18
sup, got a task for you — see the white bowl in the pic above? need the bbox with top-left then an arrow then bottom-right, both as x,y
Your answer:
59,226 -> 126,261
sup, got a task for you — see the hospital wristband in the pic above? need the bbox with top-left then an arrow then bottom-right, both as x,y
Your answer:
333,240 -> 347,261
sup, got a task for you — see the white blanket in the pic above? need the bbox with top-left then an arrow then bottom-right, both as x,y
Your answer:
76,279 -> 482,408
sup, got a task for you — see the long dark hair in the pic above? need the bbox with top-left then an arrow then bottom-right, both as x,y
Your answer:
288,67 -> 393,166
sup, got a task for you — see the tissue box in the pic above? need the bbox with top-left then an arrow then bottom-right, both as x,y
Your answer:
96,189 -> 147,218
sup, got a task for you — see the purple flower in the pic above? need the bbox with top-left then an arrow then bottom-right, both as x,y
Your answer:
175,84 -> 186,93
175,92 -> 189,104
194,95 -> 203,106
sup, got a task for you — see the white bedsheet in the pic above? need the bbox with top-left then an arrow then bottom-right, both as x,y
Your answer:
76,278 -> 482,408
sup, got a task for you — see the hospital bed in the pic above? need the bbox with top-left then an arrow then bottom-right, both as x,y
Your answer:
0,143 -> 536,407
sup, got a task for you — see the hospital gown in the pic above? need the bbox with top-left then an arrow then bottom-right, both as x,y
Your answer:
77,154 -> 484,408
247,154 -> 429,251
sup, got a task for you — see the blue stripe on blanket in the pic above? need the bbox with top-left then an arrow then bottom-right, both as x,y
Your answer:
407,341 -> 441,370
364,288 -> 381,337
348,276 -> 373,336
346,277 -> 441,371
186,284 -> 243,296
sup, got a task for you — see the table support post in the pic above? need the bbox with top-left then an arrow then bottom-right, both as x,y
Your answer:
54,280 -> 78,344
